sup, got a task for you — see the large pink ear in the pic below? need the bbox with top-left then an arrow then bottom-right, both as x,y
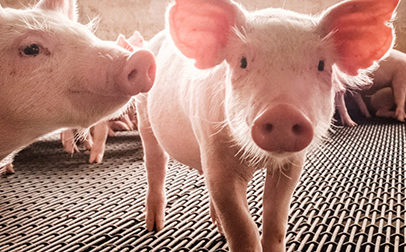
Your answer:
320,0 -> 399,76
168,0 -> 245,69
36,0 -> 78,21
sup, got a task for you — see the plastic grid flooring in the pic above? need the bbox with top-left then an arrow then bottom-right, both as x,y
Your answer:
1,117 -> 406,252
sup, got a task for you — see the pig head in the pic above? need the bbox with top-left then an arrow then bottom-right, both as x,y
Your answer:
138,0 -> 398,251
0,0 -> 156,161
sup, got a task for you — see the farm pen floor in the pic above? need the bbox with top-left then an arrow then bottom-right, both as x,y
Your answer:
1,117 -> 406,252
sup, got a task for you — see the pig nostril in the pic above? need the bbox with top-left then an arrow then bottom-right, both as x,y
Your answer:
263,123 -> 273,133
292,124 -> 303,135
128,69 -> 137,83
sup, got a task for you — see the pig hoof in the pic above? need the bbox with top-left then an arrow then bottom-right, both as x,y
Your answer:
395,109 -> 406,122
63,143 -> 79,154
145,191 -> 167,231
89,153 -> 104,164
341,117 -> 357,127
1,163 -> 15,175
89,147 -> 105,163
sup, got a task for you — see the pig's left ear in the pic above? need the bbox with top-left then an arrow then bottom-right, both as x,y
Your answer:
36,0 -> 78,21
320,0 -> 399,76
168,0 -> 246,69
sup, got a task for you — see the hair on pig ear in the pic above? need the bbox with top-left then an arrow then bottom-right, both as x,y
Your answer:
36,0 -> 78,21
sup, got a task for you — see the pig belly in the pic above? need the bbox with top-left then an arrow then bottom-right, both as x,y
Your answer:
147,91 -> 202,172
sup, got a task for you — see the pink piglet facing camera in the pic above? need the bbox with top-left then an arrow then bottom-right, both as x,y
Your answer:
0,0 -> 156,174
137,0 -> 399,251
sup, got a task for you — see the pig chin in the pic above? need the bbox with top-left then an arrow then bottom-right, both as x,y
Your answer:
67,89 -> 131,126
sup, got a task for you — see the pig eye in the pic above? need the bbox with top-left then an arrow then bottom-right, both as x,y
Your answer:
20,44 -> 40,56
318,60 -> 325,71
240,57 -> 248,69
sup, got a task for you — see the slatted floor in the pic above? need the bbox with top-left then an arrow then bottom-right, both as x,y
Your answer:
1,117 -> 405,252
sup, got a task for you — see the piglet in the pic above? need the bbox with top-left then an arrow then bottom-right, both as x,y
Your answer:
60,32 -> 143,164
138,0 -> 398,251
336,49 -> 406,125
0,0 -> 156,172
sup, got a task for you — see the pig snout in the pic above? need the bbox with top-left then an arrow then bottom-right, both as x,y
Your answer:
251,104 -> 314,153
119,49 -> 156,95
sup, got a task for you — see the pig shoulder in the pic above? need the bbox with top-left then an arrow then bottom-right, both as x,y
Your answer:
145,35 -> 230,170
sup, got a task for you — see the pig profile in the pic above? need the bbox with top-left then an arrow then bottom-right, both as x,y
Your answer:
138,0 -> 398,251
60,32 -> 143,164
0,0 -> 156,172
336,49 -> 406,126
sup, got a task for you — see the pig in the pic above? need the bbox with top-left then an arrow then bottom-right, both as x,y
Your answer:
60,104 -> 138,163
60,32 -> 143,164
137,0 -> 398,251
336,49 -> 406,126
0,0 -> 156,173
369,87 -> 400,118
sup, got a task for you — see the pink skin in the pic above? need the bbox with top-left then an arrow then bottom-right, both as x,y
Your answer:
61,33 -> 144,164
0,0 -> 156,171
336,49 -> 406,126
138,0 -> 398,251
370,87 -> 399,118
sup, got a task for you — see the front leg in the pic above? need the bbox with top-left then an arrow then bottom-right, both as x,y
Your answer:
353,92 -> 371,118
262,155 -> 304,252
89,121 -> 109,163
137,94 -> 169,231
334,91 -> 357,126
202,150 -> 260,252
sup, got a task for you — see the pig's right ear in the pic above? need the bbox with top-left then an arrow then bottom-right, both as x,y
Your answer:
319,0 -> 399,76
36,0 -> 78,21
168,0 -> 246,69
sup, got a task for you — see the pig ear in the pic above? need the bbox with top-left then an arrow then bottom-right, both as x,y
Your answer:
128,31 -> 144,48
168,0 -> 246,69
320,0 -> 399,76
36,0 -> 78,21
116,34 -> 135,52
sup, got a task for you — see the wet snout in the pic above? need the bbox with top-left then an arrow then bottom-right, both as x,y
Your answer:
119,49 -> 156,95
251,104 -> 313,153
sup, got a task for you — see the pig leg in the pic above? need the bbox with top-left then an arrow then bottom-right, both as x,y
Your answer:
262,158 -> 303,252
209,198 -> 224,235
353,93 -> 371,118
335,91 -> 357,126
375,107 -> 396,118
137,95 -> 169,231
392,75 -> 406,122
371,87 -> 397,119
61,129 -> 79,153
202,150 -> 260,251
89,121 -> 109,163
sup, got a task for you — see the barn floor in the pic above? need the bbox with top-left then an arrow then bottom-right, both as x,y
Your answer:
1,116 -> 406,252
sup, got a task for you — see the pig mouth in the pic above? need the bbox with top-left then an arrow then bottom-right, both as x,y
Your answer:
67,89 -> 132,118
68,89 -> 132,99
